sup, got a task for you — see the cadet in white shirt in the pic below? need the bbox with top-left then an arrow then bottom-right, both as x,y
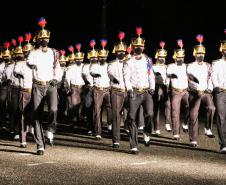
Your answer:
27,17 -> 61,155
65,44 -> 85,127
108,32 -> 127,148
57,50 -> 68,121
167,40 -> 189,140
81,41 -> 97,135
90,39 -> 112,140
187,35 -> 215,147
211,32 -> 226,153
13,39 -> 33,148
0,42 -> 11,131
123,27 -> 155,154
152,41 -> 172,135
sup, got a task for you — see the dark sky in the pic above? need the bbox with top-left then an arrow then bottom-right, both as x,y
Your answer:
1,0 -> 225,63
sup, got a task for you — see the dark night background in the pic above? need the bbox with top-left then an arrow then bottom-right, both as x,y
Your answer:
0,0 -> 225,63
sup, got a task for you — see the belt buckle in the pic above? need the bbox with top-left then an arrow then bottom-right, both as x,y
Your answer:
137,88 -> 143,92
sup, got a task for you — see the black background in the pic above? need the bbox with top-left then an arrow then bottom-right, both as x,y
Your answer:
0,0 -> 225,63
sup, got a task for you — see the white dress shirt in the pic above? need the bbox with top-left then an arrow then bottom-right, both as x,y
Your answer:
187,61 -> 213,91
65,64 -> 85,87
27,48 -> 61,81
167,63 -> 188,89
211,58 -> 226,89
152,63 -> 169,86
90,63 -> 110,88
82,64 -> 93,86
107,59 -> 126,89
14,60 -> 33,89
0,62 -> 5,82
123,54 -> 155,91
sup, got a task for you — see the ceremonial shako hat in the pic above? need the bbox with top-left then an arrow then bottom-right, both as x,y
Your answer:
112,32 -> 127,53
87,40 -> 98,59
59,49 -> 68,64
98,39 -> 109,58
173,39 -> 185,59
14,36 -> 24,55
219,29 -> 226,52
2,42 -> 11,58
36,17 -> 50,40
155,41 -> 167,59
23,33 -> 34,52
10,39 -> 17,57
193,34 -> 205,56
75,43 -> 85,60
131,27 -> 145,47
68,45 -> 75,61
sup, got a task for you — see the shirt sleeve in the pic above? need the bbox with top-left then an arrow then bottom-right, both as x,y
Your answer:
122,61 -> 132,91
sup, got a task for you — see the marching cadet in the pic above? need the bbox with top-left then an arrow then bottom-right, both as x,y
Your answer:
57,49 -> 68,121
81,40 -> 97,135
27,17 -> 61,155
167,39 -> 189,141
187,34 -> 215,147
0,42 -> 11,132
108,31 -> 127,148
65,44 -> 85,127
90,39 -> 112,140
211,29 -> 226,153
4,40 -> 21,140
152,41 -> 172,135
123,27 -> 155,154
13,36 -> 33,148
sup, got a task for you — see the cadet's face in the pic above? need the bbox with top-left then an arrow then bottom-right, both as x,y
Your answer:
38,38 -> 49,47
158,57 -> 165,64
196,53 -> 205,62
116,51 -> 126,60
223,50 -> 226,58
134,46 -> 144,55
176,57 -> 184,65
98,57 -> 106,64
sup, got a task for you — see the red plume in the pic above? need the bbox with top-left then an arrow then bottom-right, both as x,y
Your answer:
60,50 -> 65,56
136,27 -> 142,36
76,43 -> 81,52
4,42 -> 10,49
118,32 -> 125,41
160,41 -> 165,49
11,39 -> 17,47
126,46 -> 132,54
224,29 -> 226,35
18,36 -> 24,44
177,39 -> 183,48
25,33 -> 32,42
38,17 -> 47,28
101,39 -> 107,48
196,34 -> 203,43
68,45 -> 74,53
90,39 -> 96,48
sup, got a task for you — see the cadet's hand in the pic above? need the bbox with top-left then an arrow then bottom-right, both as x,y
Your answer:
167,74 -> 178,79
193,76 -> 199,84
15,73 -> 24,79
154,72 -> 161,76
6,79 -> 12,86
127,89 -> 134,98
29,64 -> 37,70
49,79 -> 58,87
148,89 -> 155,96
213,87 -> 223,94
112,78 -> 119,84
91,73 -> 101,78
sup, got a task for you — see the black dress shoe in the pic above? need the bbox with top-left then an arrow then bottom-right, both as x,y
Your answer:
130,150 -> 139,155
206,134 -> 215,138
20,143 -> 27,148
37,150 -> 44,155
144,141 -> 150,147
112,143 -> 120,149
191,143 -> 198,148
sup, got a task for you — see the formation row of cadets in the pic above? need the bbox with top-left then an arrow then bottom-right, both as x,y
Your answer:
0,17 -> 226,155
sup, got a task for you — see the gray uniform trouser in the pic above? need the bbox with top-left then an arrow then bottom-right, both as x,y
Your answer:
127,90 -> 154,149
214,92 -> 226,149
32,83 -> 58,150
